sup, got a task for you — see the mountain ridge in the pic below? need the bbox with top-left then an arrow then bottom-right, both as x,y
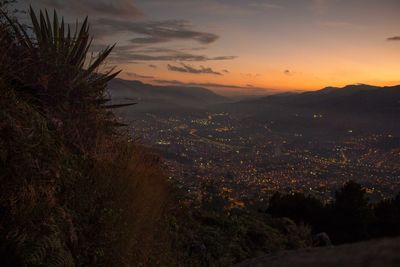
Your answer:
233,83 -> 400,113
108,78 -> 228,111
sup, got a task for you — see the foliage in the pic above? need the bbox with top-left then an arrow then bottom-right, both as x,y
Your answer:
169,209 -> 311,266
199,178 -> 230,212
267,181 -> 400,245
372,192 -> 400,237
328,181 -> 373,243
267,192 -> 325,232
0,0 -> 18,15
0,7 -> 125,152
0,84 -> 74,267
0,7 -> 170,266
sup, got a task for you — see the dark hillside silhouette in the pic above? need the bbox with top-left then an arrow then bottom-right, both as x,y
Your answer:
108,78 -> 228,111
267,181 -> 400,245
0,7 -> 172,266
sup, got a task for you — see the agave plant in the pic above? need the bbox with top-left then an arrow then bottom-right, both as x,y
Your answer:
1,7 -> 138,109
0,7 -> 134,151
12,7 -> 118,83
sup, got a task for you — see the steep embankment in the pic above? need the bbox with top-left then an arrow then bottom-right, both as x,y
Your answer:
235,237 -> 400,267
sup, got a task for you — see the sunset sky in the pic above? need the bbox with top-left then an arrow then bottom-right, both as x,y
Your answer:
18,0 -> 400,95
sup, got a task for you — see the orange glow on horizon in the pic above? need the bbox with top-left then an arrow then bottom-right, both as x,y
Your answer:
118,58 -> 400,95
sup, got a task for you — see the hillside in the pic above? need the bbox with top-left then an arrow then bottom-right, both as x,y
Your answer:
0,8 -> 174,266
237,84 -> 400,113
212,84 -> 400,136
108,78 -> 228,111
235,237 -> 400,267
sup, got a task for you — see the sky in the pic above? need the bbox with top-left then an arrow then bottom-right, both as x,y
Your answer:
16,0 -> 400,95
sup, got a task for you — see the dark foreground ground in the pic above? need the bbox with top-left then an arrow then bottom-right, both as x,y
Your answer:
235,237 -> 400,267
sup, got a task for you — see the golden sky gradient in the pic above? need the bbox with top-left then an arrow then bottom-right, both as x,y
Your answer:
21,0 -> 400,95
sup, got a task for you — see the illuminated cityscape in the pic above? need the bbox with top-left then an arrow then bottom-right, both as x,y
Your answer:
128,110 -> 400,207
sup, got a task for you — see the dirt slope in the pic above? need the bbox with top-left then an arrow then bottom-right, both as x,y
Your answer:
235,237 -> 400,267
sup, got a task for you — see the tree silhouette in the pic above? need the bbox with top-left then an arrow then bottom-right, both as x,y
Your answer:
328,181 -> 373,244
200,179 -> 229,212
266,182 -> 400,245
373,192 -> 400,237
267,192 -> 325,232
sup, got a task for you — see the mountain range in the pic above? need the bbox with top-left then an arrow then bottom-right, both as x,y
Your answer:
108,80 -> 400,134
242,84 -> 400,113
108,79 -> 228,111
109,80 -> 400,113
222,83 -> 400,135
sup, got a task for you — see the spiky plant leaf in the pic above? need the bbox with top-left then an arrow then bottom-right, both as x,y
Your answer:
3,7 -> 121,106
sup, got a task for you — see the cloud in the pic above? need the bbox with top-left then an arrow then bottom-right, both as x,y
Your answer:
110,53 -> 235,62
222,69 -> 230,74
167,63 -> 222,75
96,18 -> 219,45
318,21 -> 354,28
284,69 -> 292,75
91,44 -> 140,52
89,45 -> 235,63
387,36 -> 400,41
136,0 -> 284,17
154,80 -> 267,92
125,72 -> 154,79
130,37 -> 167,44
32,0 -> 143,17
109,47 -> 236,62
249,2 -> 284,10
241,73 -> 261,78
153,80 -> 187,85
212,56 -> 237,60
25,0 -> 231,66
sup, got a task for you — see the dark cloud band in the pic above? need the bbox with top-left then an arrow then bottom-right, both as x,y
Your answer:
109,47 -> 236,62
125,72 -> 155,79
35,0 -> 143,17
167,63 -> 222,75
96,18 -> 219,45
387,36 -> 400,41
154,80 -> 267,92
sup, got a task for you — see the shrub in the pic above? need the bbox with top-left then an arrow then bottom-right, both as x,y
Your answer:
266,182 -> 400,246
372,193 -> 400,238
328,181 -> 373,243
169,207 -> 311,266
0,8 -> 171,266
267,192 -> 325,232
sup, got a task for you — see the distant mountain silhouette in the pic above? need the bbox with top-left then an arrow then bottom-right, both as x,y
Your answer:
213,84 -> 400,135
313,84 -> 379,95
108,81 -> 400,133
237,84 -> 400,113
108,79 -> 228,111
